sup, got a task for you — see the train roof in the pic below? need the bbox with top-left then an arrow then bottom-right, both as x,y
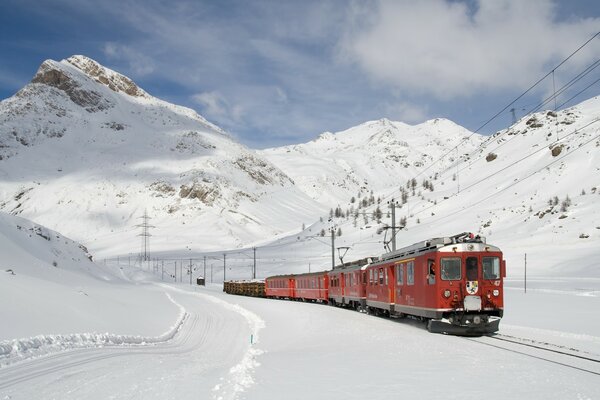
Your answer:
378,232 -> 494,262
332,257 -> 378,271
266,270 -> 328,279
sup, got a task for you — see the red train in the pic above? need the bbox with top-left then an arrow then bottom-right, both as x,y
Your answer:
262,232 -> 505,335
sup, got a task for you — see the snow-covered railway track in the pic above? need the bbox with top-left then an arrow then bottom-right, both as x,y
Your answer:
465,333 -> 600,376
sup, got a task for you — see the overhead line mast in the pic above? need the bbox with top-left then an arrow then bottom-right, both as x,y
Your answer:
136,209 -> 155,262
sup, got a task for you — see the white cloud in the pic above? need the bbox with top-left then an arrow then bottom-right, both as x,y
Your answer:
191,90 -> 247,128
384,101 -> 429,124
103,42 -> 155,76
339,0 -> 600,99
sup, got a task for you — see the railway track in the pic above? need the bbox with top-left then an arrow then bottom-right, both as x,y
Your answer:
466,333 -> 600,376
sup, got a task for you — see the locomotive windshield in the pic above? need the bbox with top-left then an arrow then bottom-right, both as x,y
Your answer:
466,257 -> 478,280
483,257 -> 501,280
440,258 -> 461,280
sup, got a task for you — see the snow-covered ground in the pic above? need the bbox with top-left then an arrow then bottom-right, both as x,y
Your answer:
1,265 -> 598,400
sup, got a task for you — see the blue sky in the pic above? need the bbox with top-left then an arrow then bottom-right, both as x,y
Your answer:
1,0 -> 599,148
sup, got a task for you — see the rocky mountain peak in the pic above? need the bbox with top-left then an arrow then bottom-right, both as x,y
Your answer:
30,59 -> 111,112
64,55 -> 148,98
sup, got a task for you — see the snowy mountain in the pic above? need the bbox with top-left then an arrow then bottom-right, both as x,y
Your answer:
256,97 -> 600,278
259,117 -> 483,206
0,56 -> 321,256
1,55 -> 598,277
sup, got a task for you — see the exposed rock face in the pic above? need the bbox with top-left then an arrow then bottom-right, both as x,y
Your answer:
234,155 -> 292,185
31,60 -> 112,112
179,182 -> 220,205
65,55 -> 148,98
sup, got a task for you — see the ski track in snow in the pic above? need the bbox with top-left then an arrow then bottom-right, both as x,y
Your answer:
0,292 -> 187,367
157,284 -> 266,400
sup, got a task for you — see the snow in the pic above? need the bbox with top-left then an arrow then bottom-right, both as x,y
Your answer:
1,56 -> 599,399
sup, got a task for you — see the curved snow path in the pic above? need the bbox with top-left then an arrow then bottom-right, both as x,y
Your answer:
0,292 -> 187,366
160,285 -> 265,400
0,286 -> 264,400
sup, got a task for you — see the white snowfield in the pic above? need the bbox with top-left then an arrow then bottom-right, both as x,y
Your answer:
1,263 -> 599,400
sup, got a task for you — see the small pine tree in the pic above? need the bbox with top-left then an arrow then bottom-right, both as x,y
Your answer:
560,195 -> 572,212
374,206 -> 382,222
337,227 -> 342,237
350,196 -> 356,203
320,228 -> 326,237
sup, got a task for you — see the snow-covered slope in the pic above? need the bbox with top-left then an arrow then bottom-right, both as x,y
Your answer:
1,55 -> 598,277
0,56 -> 321,256
0,211 -> 179,340
259,117 -> 482,206
256,96 -> 600,278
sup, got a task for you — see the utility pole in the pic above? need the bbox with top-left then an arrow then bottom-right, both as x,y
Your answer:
174,261 -> 177,282
223,253 -> 226,282
211,263 -> 213,283
189,259 -> 192,285
331,227 -> 335,269
456,147 -> 460,194
203,256 -> 207,281
387,198 -> 398,251
161,261 -> 164,281
136,209 -> 155,262
253,247 -> 257,279
510,107 -> 517,125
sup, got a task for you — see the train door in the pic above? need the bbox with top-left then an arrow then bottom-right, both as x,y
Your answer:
388,264 -> 395,304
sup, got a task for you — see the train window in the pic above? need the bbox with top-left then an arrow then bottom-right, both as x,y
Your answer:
379,268 -> 384,285
441,258 -> 461,280
384,268 -> 388,285
483,257 -> 500,279
396,264 -> 404,285
466,257 -> 479,280
407,261 -> 414,285
369,269 -> 374,285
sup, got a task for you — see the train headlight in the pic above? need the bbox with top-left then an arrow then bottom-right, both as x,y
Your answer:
474,316 -> 481,324
493,289 -> 500,297
443,289 -> 451,298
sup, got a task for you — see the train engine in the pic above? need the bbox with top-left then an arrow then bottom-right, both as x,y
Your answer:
365,232 -> 505,335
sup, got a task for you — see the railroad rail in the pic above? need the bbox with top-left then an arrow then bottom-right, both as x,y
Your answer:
466,333 -> 600,376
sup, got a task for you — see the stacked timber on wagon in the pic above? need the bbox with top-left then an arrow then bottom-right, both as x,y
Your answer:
223,280 -> 265,297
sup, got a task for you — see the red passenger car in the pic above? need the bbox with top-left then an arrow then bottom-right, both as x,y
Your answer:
365,232 -> 505,335
328,258 -> 373,310
265,274 -> 295,299
294,271 -> 329,303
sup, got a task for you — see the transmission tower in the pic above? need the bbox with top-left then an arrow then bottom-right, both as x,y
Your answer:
136,209 -> 155,261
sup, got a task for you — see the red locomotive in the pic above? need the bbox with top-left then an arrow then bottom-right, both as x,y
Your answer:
254,232 -> 504,335
362,232 -> 504,335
